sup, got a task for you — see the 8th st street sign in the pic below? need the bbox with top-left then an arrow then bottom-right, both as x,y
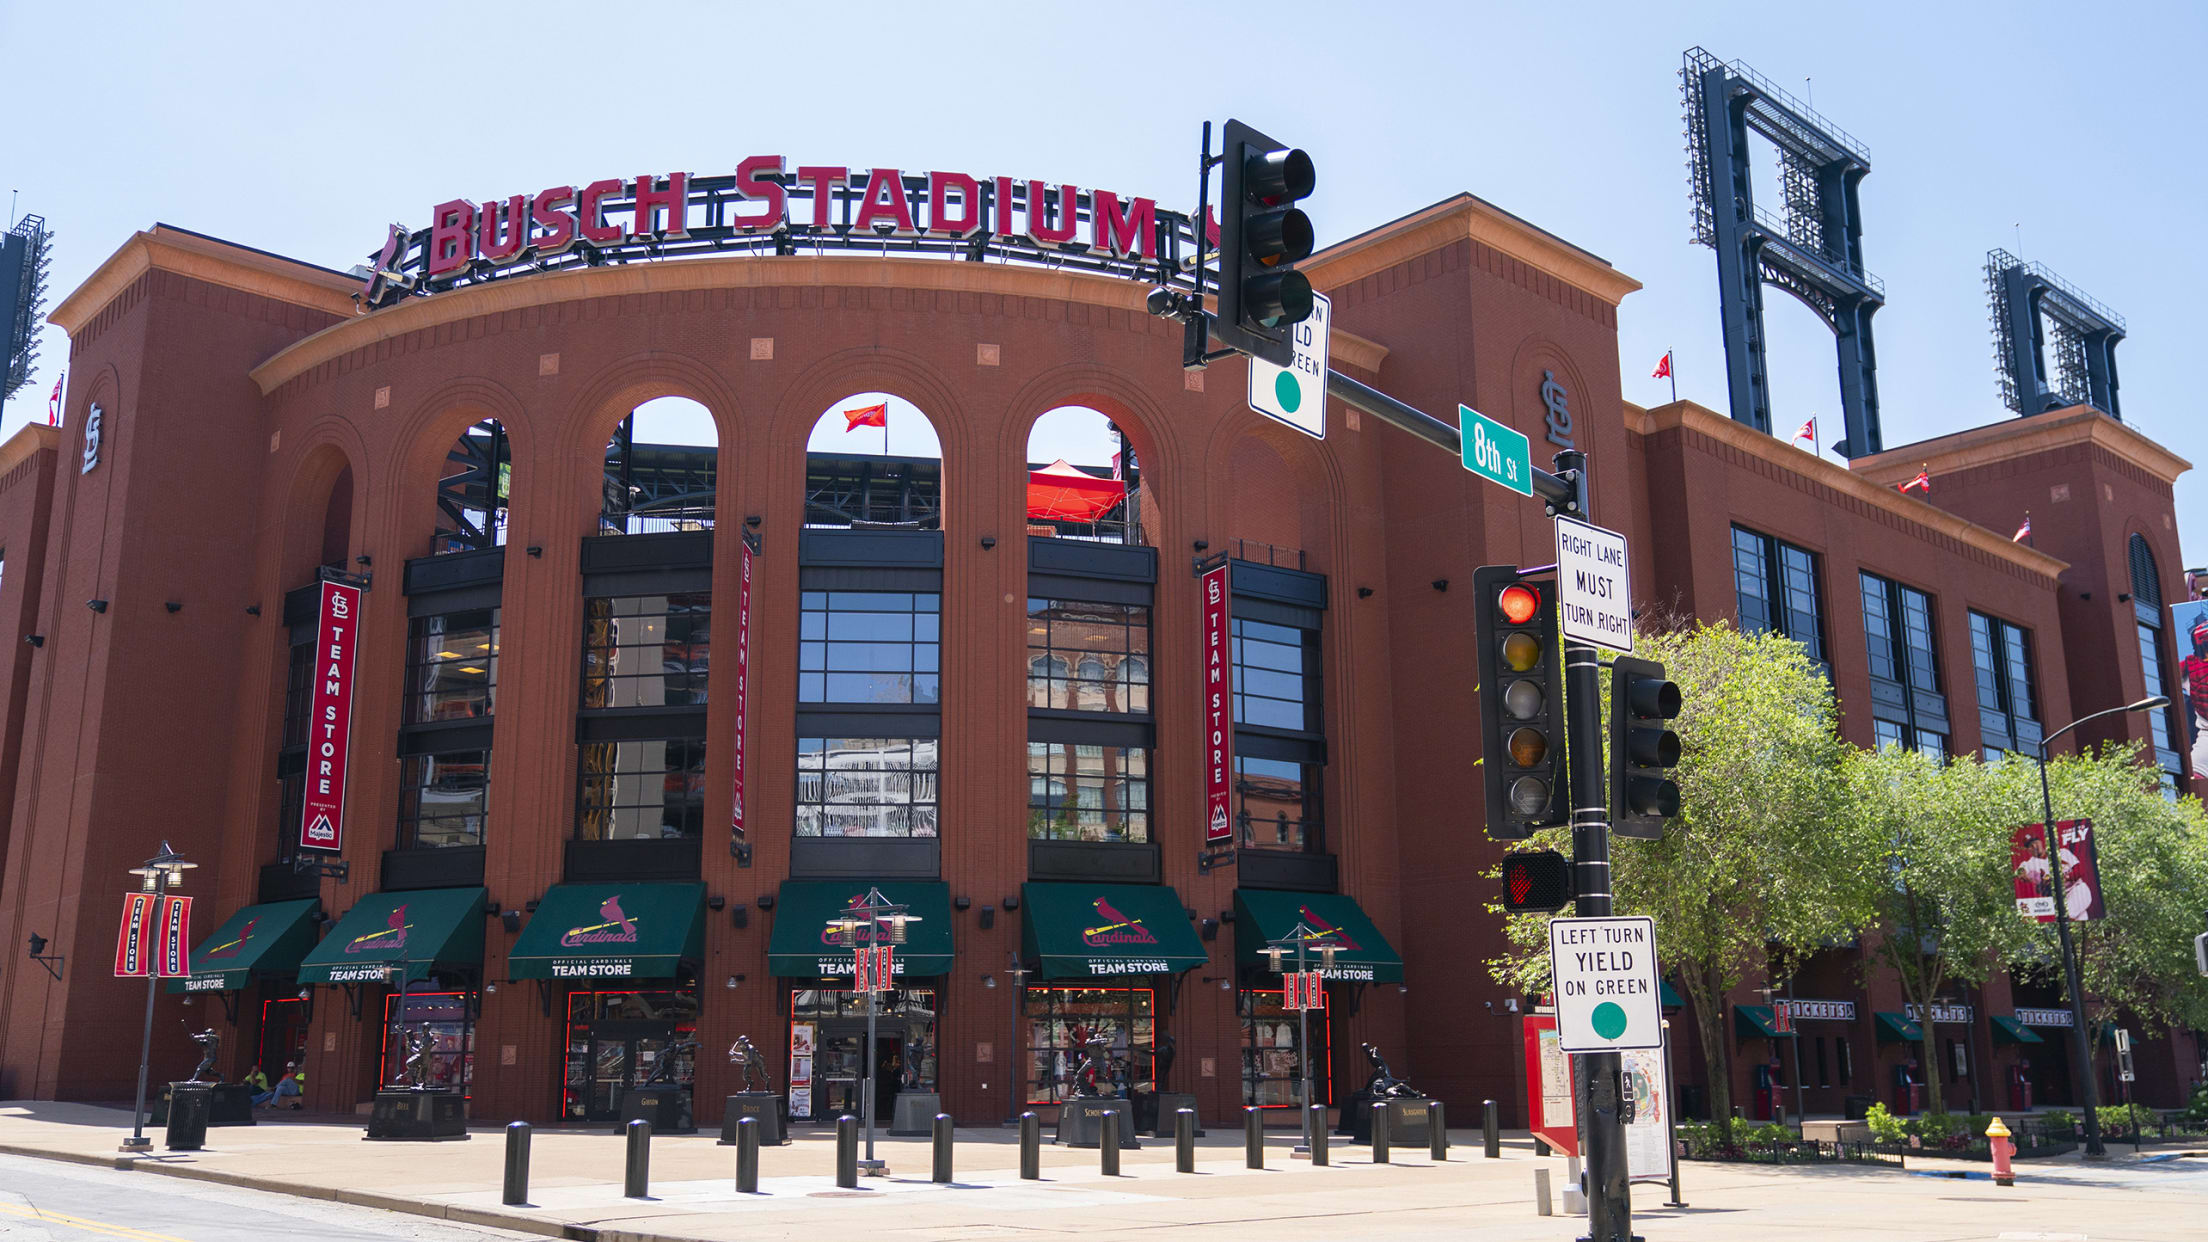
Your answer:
1548,915 -> 1662,1053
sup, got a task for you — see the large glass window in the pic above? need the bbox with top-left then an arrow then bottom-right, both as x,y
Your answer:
407,608 -> 499,723
576,737 -> 707,839
1237,755 -> 1321,851
1026,599 -> 1150,712
795,737 -> 940,838
1733,526 -> 1825,666
281,637 -> 313,749
2128,534 -> 2183,787
1861,573 -> 1945,757
799,592 -> 940,704
1021,987 -> 1154,1105
1233,618 -> 1319,732
398,751 -> 489,848
1240,987 -> 1333,1108
379,992 -> 475,1093
582,594 -> 710,710
1027,743 -> 1148,842
1971,611 -> 2041,758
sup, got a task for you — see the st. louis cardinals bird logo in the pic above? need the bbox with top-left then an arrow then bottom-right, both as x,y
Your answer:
1082,896 -> 1158,946
344,904 -> 411,955
203,916 -> 259,961
562,895 -> 640,947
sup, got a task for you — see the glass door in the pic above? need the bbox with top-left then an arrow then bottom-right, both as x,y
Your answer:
589,1036 -> 632,1120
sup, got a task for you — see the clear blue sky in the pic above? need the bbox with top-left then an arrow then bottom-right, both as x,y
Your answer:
5,1 -> 2203,552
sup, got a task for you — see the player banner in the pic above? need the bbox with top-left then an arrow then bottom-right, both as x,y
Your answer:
156,895 -> 192,977
731,536 -> 753,850
2011,819 -> 2103,922
299,578 -> 363,852
114,892 -> 156,977
1202,563 -> 1232,845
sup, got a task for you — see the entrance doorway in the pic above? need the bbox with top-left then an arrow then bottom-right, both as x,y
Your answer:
789,988 -> 937,1124
562,988 -> 699,1122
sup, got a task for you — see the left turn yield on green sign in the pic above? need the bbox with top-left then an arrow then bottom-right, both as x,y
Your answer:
1547,915 -> 1661,1052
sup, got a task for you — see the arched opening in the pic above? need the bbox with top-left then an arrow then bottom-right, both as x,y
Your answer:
432,419 -> 510,555
318,464 -> 354,569
601,397 -> 719,535
1024,405 -> 1145,545
803,392 -> 943,529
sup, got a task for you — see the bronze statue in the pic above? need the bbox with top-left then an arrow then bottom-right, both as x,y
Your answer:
643,1038 -> 696,1086
1071,1032 -> 1117,1098
1359,1041 -> 1425,1100
727,1035 -> 771,1092
187,1029 -> 220,1084
903,1034 -> 928,1090
402,1025 -> 437,1090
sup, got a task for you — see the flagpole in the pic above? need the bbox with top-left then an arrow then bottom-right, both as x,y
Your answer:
1667,349 -> 1677,405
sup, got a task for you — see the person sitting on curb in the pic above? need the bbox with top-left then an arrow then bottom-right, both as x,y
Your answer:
260,1062 -> 304,1110
243,1063 -> 269,1098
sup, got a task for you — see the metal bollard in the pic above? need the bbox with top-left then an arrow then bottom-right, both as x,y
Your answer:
1175,1108 -> 1196,1172
1245,1106 -> 1265,1170
1307,1103 -> 1328,1166
932,1113 -> 954,1184
624,1118 -> 651,1199
1018,1110 -> 1040,1180
735,1116 -> 759,1194
1428,1100 -> 1447,1161
1534,1166 -> 1553,1216
835,1114 -> 859,1189
1483,1098 -> 1501,1159
1371,1101 -> 1391,1164
502,1121 -> 531,1206
1100,1110 -> 1121,1176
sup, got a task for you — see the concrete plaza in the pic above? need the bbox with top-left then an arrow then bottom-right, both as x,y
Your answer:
0,1102 -> 2200,1242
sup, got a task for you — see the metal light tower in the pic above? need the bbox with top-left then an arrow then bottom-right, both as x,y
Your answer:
122,842 -> 196,1153
827,886 -> 917,1176
1263,922 -> 1341,1155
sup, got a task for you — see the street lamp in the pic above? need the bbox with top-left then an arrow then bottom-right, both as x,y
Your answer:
2033,694 -> 2167,1159
827,887 -> 915,1176
1263,922 -> 1341,1155
1002,952 -> 1032,1124
122,841 -> 196,1153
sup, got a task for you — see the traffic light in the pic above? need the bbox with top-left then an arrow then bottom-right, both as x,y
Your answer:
1215,119 -> 1316,366
1474,565 -> 1567,840
1609,654 -> 1681,840
1500,849 -> 1573,915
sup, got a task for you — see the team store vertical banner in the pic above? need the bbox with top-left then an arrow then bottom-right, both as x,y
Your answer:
730,537 -> 753,851
156,896 -> 193,977
113,894 -> 191,977
299,579 -> 363,852
1202,563 -> 1232,845
114,893 -> 155,976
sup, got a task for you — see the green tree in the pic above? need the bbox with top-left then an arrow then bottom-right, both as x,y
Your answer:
1486,621 -> 1866,1138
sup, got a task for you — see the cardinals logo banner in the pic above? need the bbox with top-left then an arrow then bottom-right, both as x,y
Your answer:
300,579 -> 363,852
1202,564 -> 1232,845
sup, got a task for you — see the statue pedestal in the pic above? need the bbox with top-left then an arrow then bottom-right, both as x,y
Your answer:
717,1092 -> 788,1145
889,1092 -> 942,1136
1055,1097 -> 1139,1149
1147,1092 -> 1202,1137
1349,1097 -> 1429,1146
208,1084 -> 257,1126
366,1089 -> 469,1141
618,1084 -> 693,1135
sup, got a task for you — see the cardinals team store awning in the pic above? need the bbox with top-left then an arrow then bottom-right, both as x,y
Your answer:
766,881 -> 955,979
1231,889 -> 1404,985
1021,882 -> 1209,980
508,883 -> 706,982
163,897 -> 321,994
298,887 -> 486,985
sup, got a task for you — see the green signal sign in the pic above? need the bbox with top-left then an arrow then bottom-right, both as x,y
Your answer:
1275,370 -> 1302,413
1247,292 -> 1329,439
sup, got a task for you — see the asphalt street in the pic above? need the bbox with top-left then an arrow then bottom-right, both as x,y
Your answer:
0,1153 -> 535,1242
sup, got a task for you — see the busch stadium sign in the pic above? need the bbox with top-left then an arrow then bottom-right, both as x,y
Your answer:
360,159 -> 1205,309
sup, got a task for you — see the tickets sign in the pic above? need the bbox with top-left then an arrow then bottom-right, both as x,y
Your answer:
299,580 -> 363,852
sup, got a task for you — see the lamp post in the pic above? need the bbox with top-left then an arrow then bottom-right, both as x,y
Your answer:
827,887 -> 916,1176
122,841 -> 196,1153
2033,694 -> 2168,1160
1263,921 -> 1341,1155
1002,953 -> 1031,1124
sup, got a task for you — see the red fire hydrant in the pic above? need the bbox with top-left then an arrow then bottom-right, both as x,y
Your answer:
1986,1116 -> 2015,1187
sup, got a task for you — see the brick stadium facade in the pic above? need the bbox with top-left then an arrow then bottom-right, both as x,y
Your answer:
0,182 -> 2194,1130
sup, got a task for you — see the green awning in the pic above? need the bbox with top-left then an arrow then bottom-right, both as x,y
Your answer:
1660,980 -> 1683,1009
164,898 -> 320,994
1991,1015 -> 2046,1046
508,883 -> 704,982
766,881 -> 954,979
1022,882 -> 1208,980
1232,889 -> 1403,984
298,888 -> 486,984
1735,1004 -> 1782,1039
1875,1011 -> 1923,1043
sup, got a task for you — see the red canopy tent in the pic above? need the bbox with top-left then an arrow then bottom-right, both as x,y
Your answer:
1025,459 -> 1126,523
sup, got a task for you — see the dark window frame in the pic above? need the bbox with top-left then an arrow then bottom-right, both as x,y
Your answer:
397,749 -> 492,849
798,590 -> 942,706
1732,525 -> 1827,668
1026,597 -> 1151,715
1970,610 -> 2041,758
794,735 -> 941,839
406,607 -> 501,724
575,734 -> 710,841
1026,741 -> 1149,843
581,592 -> 712,711
1860,572 -> 1947,757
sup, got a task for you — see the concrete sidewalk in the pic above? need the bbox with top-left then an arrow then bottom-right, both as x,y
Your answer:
1,1100 -> 2200,1241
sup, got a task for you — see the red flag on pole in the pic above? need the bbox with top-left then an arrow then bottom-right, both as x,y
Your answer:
2013,513 -> 2032,542
842,402 -> 888,431
1650,352 -> 1671,380
1899,465 -> 1931,494
45,374 -> 63,427
1791,417 -> 1816,444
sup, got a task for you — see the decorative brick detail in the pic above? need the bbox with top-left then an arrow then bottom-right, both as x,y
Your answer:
269,430 -> 281,454
750,337 -> 774,360
2051,484 -> 2071,502
976,343 -> 1000,367
1184,370 -> 1204,393
373,386 -> 390,410
1346,406 -> 1362,432
538,352 -> 559,376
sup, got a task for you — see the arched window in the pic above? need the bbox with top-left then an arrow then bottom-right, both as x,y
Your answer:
804,392 -> 943,529
1024,406 -> 1143,545
434,419 -> 509,555
602,397 -> 717,535
2129,533 -> 2183,788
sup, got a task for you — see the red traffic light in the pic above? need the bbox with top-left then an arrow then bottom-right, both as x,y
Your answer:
1498,583 -> 1541,625
1500,850 -> 1573,914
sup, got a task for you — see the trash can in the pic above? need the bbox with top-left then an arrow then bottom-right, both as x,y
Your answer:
165,1083 -> 212,1152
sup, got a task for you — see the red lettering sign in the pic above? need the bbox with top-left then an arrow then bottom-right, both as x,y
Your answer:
299,579 -> 363,853
115,893 -> 155,977
1202,564 -> 1232,844
731,538 -> 753,846
157,895 -> 193,978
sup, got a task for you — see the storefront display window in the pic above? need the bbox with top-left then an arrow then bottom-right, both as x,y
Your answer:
788,988 -> 937,1122
1240,988 -> 1332,1108
560,988 -> 699,1122
1021,987 -> 1154,1104
379,991 -> 477,1094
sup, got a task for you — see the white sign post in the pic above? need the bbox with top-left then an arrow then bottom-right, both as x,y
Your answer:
1248,292 -> 1330,440
1548,915 -> 1662,1053
1554,516 -> 1633,654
